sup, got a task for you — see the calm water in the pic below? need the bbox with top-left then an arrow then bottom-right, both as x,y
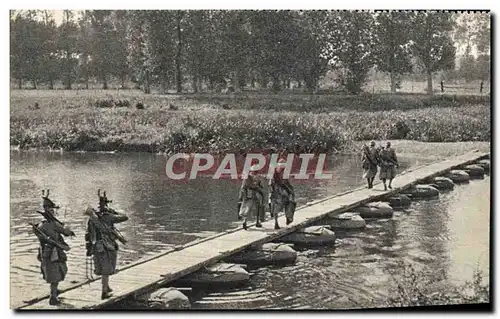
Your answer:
9,151 -> 489,308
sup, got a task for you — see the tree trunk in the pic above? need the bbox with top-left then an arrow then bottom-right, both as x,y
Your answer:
426,70 -> 433,95
32,79 -> 37,89
297,80 -> 302,89
102,76 -> 108,90
160,80 -> 167,95
17,78 -> 22,90
49,79 -> 54,90
175,12 -> 183,93
120,75 -> 126,89
234,69 -> 241,93
65,75 -> 72,90
143,70 -> 151,94
65,52 -> 72,89
197,77 -> 202,93
390,71 -> 397,94
271,75 -> 281,92
192,74 -> 198,93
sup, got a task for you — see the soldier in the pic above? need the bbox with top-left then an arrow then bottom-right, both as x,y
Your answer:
238,165 -> 265,230
269,158 -> 296,229
85,190 -> 128,300
362,141 -> 380,189
33,190 -> 75,306
379,141 -> 399,190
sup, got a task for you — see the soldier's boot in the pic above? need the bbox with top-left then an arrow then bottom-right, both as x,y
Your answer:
242,220 -> 248,230
49,296 -> 60,306
101,291 -> 113,300
274,214 -> 280,229
286,218 -> 293,225
255,206 -> 263,228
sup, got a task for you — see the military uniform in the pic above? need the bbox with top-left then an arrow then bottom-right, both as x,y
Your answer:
87,211 -> 128,276
33,190 -> 74,306
379,145 -> 398,189
85,190 -> 128,299
37,220 -> 73,283
238,173 -> 265,230
362,144 -> 380,188
269,165 -> 296,229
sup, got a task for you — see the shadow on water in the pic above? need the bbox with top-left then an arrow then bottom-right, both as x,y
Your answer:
9,151 -> 489,308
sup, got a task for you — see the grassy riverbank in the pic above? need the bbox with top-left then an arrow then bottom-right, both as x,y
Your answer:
10,90 -> 491,153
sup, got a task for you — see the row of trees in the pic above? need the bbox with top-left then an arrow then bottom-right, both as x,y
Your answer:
10,10 -> 490,94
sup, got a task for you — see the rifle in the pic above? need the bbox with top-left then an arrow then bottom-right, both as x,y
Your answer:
38,189 -> 76,237
84,207 -> 127,245
30,222 -> 71,251
363,147 -> 378,167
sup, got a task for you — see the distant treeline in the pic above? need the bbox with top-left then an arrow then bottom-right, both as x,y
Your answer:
10,10 -> 490,95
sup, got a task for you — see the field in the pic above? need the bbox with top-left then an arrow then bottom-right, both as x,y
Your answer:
10,89 -> 491,154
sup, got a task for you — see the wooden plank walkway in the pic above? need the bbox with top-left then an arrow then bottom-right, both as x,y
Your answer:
17,151 -> 489,310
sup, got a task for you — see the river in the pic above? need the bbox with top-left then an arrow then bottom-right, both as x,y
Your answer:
9,151 -> 490,308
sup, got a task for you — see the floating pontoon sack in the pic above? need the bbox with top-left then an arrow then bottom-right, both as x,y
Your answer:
476,159 -> 490,173
386,194 -> 411,209
402,184 -> 439,199
429,176 -> 455,190
446,170 -> 470,183
225,243 -> 297,267
137,287 -> 191,309
179,263 -> 250,288
278,226 -> 336,246
356,202 -> 394,219
463,164 -> 485,179
327,212 -> 366,230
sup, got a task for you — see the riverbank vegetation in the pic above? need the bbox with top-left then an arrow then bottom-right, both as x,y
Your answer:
10,90 -> 490,154
383,261 -> 489,308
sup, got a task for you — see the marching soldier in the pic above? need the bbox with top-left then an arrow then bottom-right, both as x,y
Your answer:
85,190 -> 128,300
269,158 -> 296,229
362,141 -> 380,189
379,141 -> 399,190
238,165 -> 265,230
32,190 -> 75,306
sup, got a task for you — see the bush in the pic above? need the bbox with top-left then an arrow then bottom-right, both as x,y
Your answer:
383,261 -> 489,307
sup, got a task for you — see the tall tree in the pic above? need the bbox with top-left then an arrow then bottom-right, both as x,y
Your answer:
411,11 -> 456,95
58,10 -> 79,89
110,10 -> 130,88
325,11 -> 376,94
148,10 -> 177,94
373,11 -> 413,93
459,44 -> 476,82
10,12 -> 26,89
77,10 -> 92,89
184,10 -> 209,93
175,10 -> 184,93
88,10 -> 115,89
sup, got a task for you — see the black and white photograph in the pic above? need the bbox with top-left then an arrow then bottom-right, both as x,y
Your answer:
8,7 -> 491,311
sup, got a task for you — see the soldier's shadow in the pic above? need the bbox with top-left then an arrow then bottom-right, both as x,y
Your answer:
54,298 -> 78,309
